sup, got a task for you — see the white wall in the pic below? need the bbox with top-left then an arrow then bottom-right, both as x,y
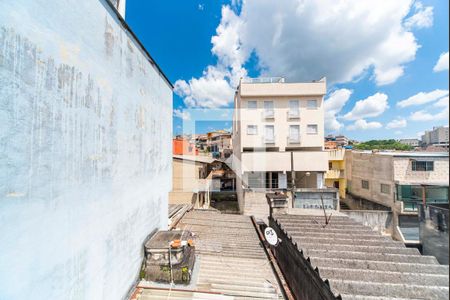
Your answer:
0,1 -> 172,299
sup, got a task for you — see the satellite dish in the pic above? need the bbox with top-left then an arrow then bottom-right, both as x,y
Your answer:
264,227 -> 278,246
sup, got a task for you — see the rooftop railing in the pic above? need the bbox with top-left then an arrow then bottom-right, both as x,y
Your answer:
241,77 -> 285,84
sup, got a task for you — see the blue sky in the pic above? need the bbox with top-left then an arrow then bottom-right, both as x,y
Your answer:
127,0 -> 449,141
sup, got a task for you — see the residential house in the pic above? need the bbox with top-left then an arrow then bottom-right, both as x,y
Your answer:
173,137 -> 198,155
346,151 -> 449,244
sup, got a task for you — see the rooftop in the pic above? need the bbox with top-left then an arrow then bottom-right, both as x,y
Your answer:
137,210 -> 285,299
272,213 -> 449,299
354,150 -> 449,157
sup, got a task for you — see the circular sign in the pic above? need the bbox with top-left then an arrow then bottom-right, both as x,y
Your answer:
264,227 -> 278,246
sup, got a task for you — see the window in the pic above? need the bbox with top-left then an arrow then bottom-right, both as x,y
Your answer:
264,125 -> 275,143
307,99 -> 317,108
288,125 -> 300,143
288,100 -> 300,118
362,180 -> 369,190
381,184 -> 391,194
248,100 -> 257,109
329,162 -> 333,170
247,125 -> 257,135
412,161 -> 434,171
264,101 -> 274,118
306,124 -> 318,134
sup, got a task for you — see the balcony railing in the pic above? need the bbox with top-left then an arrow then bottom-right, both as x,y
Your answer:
287,110 -> 300,119
242,77 -> 285,84
325,169 -> 345,179
263,109 -> 275,119
263,136 -> 276,144
287,136 -> 301,145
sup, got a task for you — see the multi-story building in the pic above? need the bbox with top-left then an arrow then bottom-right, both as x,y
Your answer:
233,77 -> 335,220
173,137 -> 198,155
421,126 -> 449,148
346,151 -> 449,244
325,149 -> 347,199
399,138 -> 420,147
335,135 -> 349,147
207,130 -> 232,158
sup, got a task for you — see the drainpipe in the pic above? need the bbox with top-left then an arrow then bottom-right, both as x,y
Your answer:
290,152 -> 296,206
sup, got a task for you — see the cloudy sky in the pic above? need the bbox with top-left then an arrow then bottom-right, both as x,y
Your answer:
127,0 -> 449,140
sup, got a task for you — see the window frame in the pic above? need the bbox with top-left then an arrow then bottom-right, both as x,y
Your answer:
288,100 -> 300,118
288,125 -> 300,143
362,180 -> 370,190
246,125 -> 258,135
307,99 -> 318,109
306,124 -> 318,135
247,100 -> 257,109
412,161 -> 434,171
381,183 -> 391,195
264,125 -> 275,143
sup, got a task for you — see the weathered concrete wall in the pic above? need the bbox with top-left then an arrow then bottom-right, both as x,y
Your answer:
342,210 -> 393,235
0,1 -> 172,299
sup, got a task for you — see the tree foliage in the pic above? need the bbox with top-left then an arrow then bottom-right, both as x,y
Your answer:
354,139 -> 413,151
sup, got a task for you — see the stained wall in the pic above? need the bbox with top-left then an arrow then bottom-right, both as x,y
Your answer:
0,1 -> 172,299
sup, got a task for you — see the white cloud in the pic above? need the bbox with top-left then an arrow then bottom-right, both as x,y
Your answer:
173,108 -> 191,121
410,108 -> 449,121
386,118 -> 407,129
433,96 -> 449,108
324,89 -> 353,131
347,119 -> 383,131
397,89 -> 449,108
433,52 -> 449,72
240,0 -> 423,86
176,0 -> 432,108
404,2 -> 434,29
174,6 -> 247,108
343,93 -> 389,120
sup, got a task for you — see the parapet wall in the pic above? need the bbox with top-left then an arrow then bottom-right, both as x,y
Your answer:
0,1 -> 172,299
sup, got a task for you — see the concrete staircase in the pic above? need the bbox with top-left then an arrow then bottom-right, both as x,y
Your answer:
274,214 -> 449,299
243,191 -> 270,223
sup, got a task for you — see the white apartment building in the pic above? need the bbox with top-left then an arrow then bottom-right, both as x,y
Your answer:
232,77 -> 334,218
421,126 -> 449,147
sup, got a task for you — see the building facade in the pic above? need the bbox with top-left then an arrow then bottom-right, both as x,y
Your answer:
173,137 -> 198,155
0,1 -> 172,299
399,138 -> 420,147
346,151 -> 449,243
325,149 -> 347,199
421,126 -> 449,148
233,77 -> 332,218
207,130 -> 232,158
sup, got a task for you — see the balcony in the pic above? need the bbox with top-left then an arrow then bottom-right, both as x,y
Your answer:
263,135 -> 276,144
287,136 -> 301,145
324,169 -> 345,179
263,109 -> 275,119
287,110 -> 300,120
328,149 -> 345,161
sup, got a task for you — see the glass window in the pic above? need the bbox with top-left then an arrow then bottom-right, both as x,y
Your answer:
307,99 -> 317,108
247,125 -> 257,135
248,100 -> 257,109
264,101 -> 274,118
362,180 -> 369,190
306,124 -> 318,134
412,161 -> 434,171
289,100 -> 300,118
264,125 -> 275,143
289,125 -> 300,143
381,183 -> 390,194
